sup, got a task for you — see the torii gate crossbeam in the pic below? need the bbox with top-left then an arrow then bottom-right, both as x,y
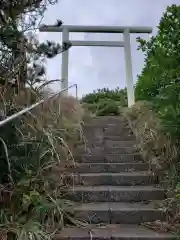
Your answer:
39,25 -> 152,107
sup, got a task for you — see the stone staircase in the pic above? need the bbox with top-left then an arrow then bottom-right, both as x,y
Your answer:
58,116 -> 173,239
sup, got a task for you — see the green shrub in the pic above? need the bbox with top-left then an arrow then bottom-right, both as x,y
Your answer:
133,5 -> 180,234
135,4 -> 180,139
81,87 -> 127,116
96,99 -> 120,116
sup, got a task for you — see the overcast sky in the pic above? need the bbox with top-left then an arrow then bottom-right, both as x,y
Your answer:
38,0 -> 179,97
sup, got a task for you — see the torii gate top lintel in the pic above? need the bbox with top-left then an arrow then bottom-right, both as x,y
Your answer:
39,24 -> 152,34
39,24 -> 152,107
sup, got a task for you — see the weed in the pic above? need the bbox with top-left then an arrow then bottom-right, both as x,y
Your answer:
0,87 -> 84,239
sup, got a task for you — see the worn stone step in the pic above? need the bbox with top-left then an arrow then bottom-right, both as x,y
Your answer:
84,116 -> 127,124
83,128 -> 104,138
105,146 -> 138,154
63,172 -> 158,186
105,153 -> 143,163
54,224 -> 173,240
76,154 -> 105,163
83,123 -> 129,129
63,186 -> 165,202
85,140 -> 137,148
74,202 -> 165,224
104,134 -> 136,141
91,116 -> 124,119
87,115 -> 126,121
62,163 -> 152,173
83,126 -> 133,137
103,134 -> 136,141
76,146 -> 104,155
109,202 -> 165,224
77,146 -> 138,155
77,153 -> 143,163
83,120 -> 129,128
83,141 -> 104,148
83,123 -> 121,129
108,186 -> 165,202
104,126 -> 133,135
104,140 -> 137,148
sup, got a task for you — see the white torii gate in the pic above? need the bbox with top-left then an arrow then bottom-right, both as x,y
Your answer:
39,25 -> 152,107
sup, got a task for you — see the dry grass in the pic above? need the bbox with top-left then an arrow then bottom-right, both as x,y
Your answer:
123,101 -> 178,170
0,87 -> 85,239
124,101 -> 180,234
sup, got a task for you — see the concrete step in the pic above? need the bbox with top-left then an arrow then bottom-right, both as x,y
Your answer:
63,172 -> 158,186
84,140 -> 137,149
77,153 -> 143,163
104,126 -> 133,136
83,120 -> 129,128
65,116 -> 172,239
105,153 -> 143,163
74,202 -> 165,224
105,146 -> 138,154
83,126 -> 134,138
85,115 -> 127,122
104,134 -> 136,141
62,163 -> 152,173
83,128 -> 104,138
84,116 -> 126,123
104,140 -> 137,148
63,186 -> 165,202
76,153 -> 105,163
76,146 -> 104,155
77,146 -> 138,155
90,115 -> 125,119
84,141 -> 103,148
55,224 -> 173,239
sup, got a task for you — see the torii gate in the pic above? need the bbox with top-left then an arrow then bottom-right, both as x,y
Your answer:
39,25 -> 152,107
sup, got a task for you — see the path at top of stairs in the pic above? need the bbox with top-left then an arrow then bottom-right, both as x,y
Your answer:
58,116 -> 173,240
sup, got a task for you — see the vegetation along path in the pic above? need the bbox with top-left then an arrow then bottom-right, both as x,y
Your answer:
57,116 -> 173,240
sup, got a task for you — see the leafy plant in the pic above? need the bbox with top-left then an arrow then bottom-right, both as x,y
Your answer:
135,4 -> 180,139
129,4 -> 180,235
81,87 -> 127,116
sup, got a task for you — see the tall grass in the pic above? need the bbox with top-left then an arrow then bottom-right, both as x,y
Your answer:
124,101 -> 178,170
0,86 -> 84,239
124,101 -> 180,233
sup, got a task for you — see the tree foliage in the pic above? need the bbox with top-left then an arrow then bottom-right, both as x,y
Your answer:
0,1 -> 80,239
0,0 -> 73,184
135,4 -> 180,138
134,6 -> 180,232
0,0 -> 71,90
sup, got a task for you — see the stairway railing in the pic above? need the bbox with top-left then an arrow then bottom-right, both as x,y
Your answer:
0,83 -> 78,127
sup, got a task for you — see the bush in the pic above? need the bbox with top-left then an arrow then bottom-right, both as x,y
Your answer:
81,87 -> 127,116
0,87 -> 84,239
130,5 -> 180,233
96,99 -> 120,116
135,4 -> 180,139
